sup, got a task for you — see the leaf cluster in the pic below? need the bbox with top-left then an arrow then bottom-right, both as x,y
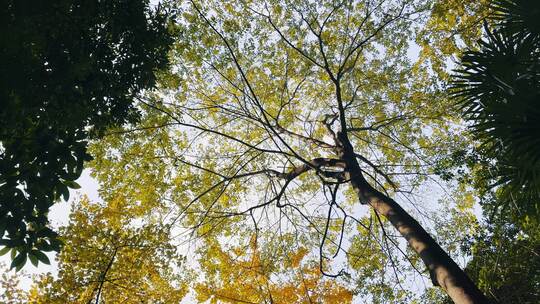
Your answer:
0,0 -> 174,266
452,0 -> 540,220
465,219 -> 540,303
27,197 -> 188,303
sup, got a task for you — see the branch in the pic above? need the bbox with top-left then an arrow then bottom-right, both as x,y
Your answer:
354,153 -> 397,190
94,247 -> 118,304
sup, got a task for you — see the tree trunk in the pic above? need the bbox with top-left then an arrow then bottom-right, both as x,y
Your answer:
338,132 -> 489,304
363,186 -> 488,304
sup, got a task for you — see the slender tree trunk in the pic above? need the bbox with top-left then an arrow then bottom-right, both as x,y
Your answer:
337,132 -> 489,304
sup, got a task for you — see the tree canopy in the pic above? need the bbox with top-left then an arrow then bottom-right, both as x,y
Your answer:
78,0 -> 488,302
0,0 -> 173,269
4,0 -> 539,303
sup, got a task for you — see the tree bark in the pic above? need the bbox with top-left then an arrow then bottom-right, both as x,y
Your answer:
365,192 -> 488,304
337,132 -> 489,304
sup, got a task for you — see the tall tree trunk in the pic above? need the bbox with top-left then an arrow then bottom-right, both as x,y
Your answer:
365,190 -> 488,304
337,132 -> 489,304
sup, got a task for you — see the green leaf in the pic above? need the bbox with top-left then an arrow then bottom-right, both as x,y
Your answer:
62,186 -> 70,201
0,246 -> 10,256
10,252 -> 27,271
63,180 -> 81,189
36,227 -> 54,237
36,241 -> 54,252
50,238 -> 63,252
29,252 -> 39,267
0,220 -> 7,236
34,250 -> 51,265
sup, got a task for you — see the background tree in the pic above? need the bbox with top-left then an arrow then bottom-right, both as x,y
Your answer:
449,0 -> 540,302
0,0 -> 173,268
465,218 -> 539,304
0,262 -> 29,303
195,236 -> 352,303
26,196 -> 188,303
14,195 -> 353,304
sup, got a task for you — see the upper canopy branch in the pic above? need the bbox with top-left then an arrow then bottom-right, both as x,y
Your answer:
282,157 -> 345,177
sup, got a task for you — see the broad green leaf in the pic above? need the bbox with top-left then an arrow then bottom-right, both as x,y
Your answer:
28,252 -> 39,267
33,251 -> 51,265
10,252 -> 27,271
0,246 -> 10,256
63,180 -> 81,189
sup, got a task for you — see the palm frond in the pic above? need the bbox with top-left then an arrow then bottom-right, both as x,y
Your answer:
451,0 -> 540,206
